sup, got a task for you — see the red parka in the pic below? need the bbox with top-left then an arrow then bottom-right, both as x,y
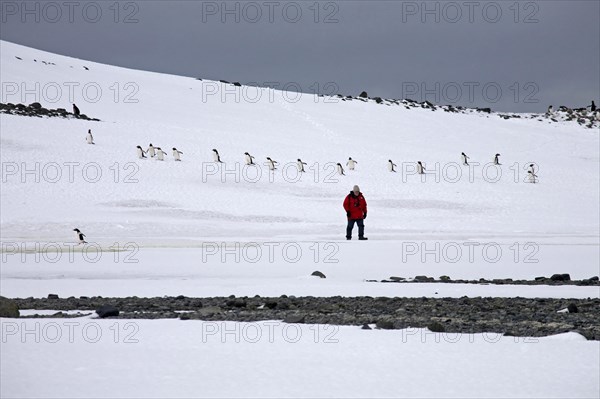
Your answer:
343,191 -> 367,220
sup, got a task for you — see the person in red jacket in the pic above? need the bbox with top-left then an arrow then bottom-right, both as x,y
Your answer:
343,185 -> 368,240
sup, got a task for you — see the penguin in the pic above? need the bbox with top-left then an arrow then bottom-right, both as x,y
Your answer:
147,143 -> 156,158
244,152 -> 255,165
73,103 -> 80,116
528,163 -> 535,175
388,159 -> 397,172
346,157 -> 357,171
494,153 -> 501,165
297,158 -> 307,173
212,149 -> 223,163
86,129 -> 94,145
266,157 -> 278,171
417,161 -> 425,175
546,105 -> 553,115
156,147 -> 166,161
337,163 -> 345,176
528,170 -> 538,183
136,146 -> 147,159
73,228 -> 87,244
461,152 -> 469,166
591,101 -> 596,112
172,147 -> 183,161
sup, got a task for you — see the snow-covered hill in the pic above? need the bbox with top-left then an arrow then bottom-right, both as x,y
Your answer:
1,40 -> 599,399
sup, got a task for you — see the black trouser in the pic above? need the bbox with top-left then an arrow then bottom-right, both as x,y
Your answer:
346,219 -> 365,238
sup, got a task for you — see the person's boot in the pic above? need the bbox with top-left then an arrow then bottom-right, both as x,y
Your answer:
358,236 -> 368,240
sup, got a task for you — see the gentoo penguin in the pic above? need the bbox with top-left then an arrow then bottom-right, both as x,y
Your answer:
86,129 -> 94,145
337,163 -> 345,176
73,103 -> 80,116
528,170 -> 538,183
494,153 -> 501,165
591,101 -> 596,112
244,152 -> 255,165
266,157 -> 278,170
346,157 -> 357,171
73,228 -> 87,244
461,152 -> 469,166
297,158 -> 307,172
136,146 -> 147,159
546,105 -> 553,115
212,149 -> 223,163
156,147 -> 166,161
417,161 -> 425,175
172,147 -> 183,161
388,159 -> 397,172
147,143 -> 156,158
528,163 -> 535,175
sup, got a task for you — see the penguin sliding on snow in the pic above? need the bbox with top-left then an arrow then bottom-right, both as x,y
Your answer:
461,152 -> 469,166
136,146 -> 147,159
86,129 -> 95,145
388,159 -> 397,172
346,157 -> 357,171
73,228 -> 87,244
337,163 -> 345,176
147,143 -> 156,158
417,161 -> 425,175
266,157 -> 278,171
244,152 -> 255,165
155,147 -> 166,161
494,153 -> 501,165
297,158 -> 307,172
212,149 -> 223,163
172,148 -> 183,161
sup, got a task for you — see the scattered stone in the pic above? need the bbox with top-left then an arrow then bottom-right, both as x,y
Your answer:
567,304 -> 578,313
283,314 -> 305,324
233,82 -> 242,87
375,320 -> 394,330
439,275 -> 451,282
359,91 -> 368,98
361,323 -> 372,330
389,276 -> 405,282
48,294 -> 59,299
550,274 -> 571,281
311,271 -> 326,279
427,321 -> 446,332
96,305 -> 120,318
0,297 -> 20,318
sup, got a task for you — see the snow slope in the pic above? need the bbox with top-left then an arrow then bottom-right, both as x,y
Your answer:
1,41 -> 599,399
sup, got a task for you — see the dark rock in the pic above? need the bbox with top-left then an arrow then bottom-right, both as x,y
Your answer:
427,321 -> 445,332
567,304 -> 578,313
0,297 -> 20,318
311,271 -> 326,279
477,107 -> 491,113
361,323 -> 372,330
589,276 -> 599,281
359,91 -> 368,98
414,275 -> 434,282
389,276 -> 405,282
48,294 -> 59,299
439,275 -> 451,282
550,274 -> 571,282
29,102 -> 42,109
96,305 -> 120,318
283,314 -> 305,324
373,97 -> 383,104
375,320 -> 394,330
535,276 -> 547,281
219,80 -> 230,84
233,82 -> 242,87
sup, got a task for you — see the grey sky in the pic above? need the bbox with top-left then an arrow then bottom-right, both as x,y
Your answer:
1,0 -> 598,112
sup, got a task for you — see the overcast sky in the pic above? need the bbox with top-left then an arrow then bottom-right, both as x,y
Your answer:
1,0 -> 599,112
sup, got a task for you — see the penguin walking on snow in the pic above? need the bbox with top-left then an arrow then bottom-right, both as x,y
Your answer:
266,157 -> 278,170
172,148 -> 183,161
337,163 -> 345,176
73,228 -> 87,244
461,152 -> 469,166
86,129 -> 95,145
494,153 -> 501,165
136,146 -> 147,159
346,157 -> 357,171
528,170 -> 538,183
388,159 -> 397,172
147,143 -> 156,158
297,158 -> 307,172
244,152 -> 255,165
156,147 -> 166,161
212,149 -> 223,163
417,161 -> 425,175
